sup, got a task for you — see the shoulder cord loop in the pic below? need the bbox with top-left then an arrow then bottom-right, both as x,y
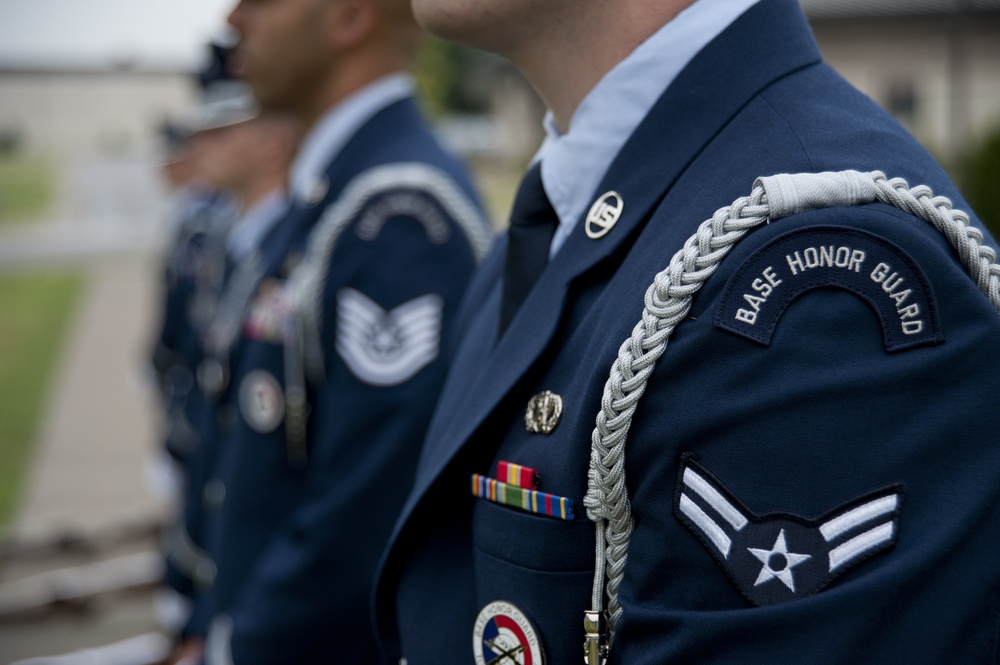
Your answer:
582,170 -> 1000,660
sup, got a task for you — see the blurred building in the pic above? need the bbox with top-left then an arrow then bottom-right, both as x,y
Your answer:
437,0 -> 1000,166
802,0 -> 1000,160
2,2 -> 999,164
0,64 -> 195,158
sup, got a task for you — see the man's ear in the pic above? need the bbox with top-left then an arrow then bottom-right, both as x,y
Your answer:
324,0 -> 379,52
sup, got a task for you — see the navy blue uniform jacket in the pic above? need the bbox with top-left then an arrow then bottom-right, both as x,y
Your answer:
153,194 -> 232,467
168,218 -> 289,604
374,2 -> 1000,663
193,96 -> 490,664
155,195 -> 232,599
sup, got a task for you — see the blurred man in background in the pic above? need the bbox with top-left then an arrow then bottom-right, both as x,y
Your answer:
150,124 -> 234,495
159,67 -> 299,646
149,44 -> 246,507
149,53 -> 241,627
176,0 -> 491,663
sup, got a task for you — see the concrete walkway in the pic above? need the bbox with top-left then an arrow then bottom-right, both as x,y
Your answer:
0,154 -> 175,663
10,254 -> 169,541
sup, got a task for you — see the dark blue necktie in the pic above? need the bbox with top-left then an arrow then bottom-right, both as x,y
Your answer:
499,162 -> 558,337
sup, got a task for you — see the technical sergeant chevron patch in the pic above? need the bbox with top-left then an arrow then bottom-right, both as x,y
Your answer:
335,288 -> 443,387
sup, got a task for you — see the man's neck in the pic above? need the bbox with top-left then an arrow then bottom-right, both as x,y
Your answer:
511,0 -> 692,133
297,52 -> 407,133
238,177 -> 286,217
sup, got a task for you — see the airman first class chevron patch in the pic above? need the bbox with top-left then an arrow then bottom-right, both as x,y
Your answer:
674,453 -> 903,607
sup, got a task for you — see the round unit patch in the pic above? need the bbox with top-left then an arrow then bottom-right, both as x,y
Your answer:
238,370 -> 285,434
473,600 -> 545,665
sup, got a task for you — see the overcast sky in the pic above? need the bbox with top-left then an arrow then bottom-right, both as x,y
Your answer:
0,0 -> 237,69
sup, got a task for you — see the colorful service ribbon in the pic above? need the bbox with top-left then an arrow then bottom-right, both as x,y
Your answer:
497,460 -> 540,489
471,473 -> 575,521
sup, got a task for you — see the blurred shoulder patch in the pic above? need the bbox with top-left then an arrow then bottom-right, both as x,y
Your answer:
355,190 -> 452,244
335,288 -> 443,386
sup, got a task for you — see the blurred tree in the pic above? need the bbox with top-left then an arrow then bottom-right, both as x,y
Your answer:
0,156 -> 52,225
0,128 -> 22,156
414,37 -> 492,117
960,124 -> 1000,239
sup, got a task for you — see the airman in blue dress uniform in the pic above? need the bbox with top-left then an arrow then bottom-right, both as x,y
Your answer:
161,94 -> 298,631
177,0 -> 491,663
373,1 -> 1000,663
152,156 -> 234,477
154,44 -> 248,608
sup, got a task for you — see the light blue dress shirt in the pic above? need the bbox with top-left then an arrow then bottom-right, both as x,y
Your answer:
226,187 -> 289,262
537,0 -> 763,257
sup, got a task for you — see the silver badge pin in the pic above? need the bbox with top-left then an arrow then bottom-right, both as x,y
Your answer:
238,370 -> 285,434
525,390 -> 563,434
585,191 -> 623,239
197,357 -> 228,396
202,478 -> 227,510
305,175 -> 329,206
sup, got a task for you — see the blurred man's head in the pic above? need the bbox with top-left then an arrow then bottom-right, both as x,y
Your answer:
161,141 -> 197,191
227,0 -> 421,126
159,122 -> 202,191
195,113 -> 299,210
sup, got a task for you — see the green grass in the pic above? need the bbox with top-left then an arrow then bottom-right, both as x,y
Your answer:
0,155 -> 54,225
0,271 -> 84,527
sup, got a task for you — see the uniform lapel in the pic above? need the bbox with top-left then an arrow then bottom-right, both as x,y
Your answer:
405,0 -> 822,512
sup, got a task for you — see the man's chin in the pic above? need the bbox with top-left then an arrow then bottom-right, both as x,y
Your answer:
411,0 -> 475,43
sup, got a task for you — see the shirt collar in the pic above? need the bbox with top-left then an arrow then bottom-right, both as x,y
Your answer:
227,187 -> 289,261
537,0 -> 762,257
289,72 -> 414,204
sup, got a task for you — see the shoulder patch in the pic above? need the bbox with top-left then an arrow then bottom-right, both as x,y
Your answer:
284,162 -> 492,381
674,454 -> 903,607
335,288 -> 442,386
355,190 -> 452,244
714,226 -> 942,352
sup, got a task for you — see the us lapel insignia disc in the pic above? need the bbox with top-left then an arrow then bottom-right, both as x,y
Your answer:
525,391 -> 563,434
238,370 -> 285,434
674,454 -> 903,607
585,191 -> 623,239
473,600 -> 545,665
